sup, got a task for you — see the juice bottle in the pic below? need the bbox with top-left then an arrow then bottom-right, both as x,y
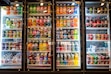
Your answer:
67,53 -> 71,65
56,16 -> 60,27
32,16 -> 36,26
60,54 -> 64,65
59,4 -> 63,14
64,54 -> 67,65
74,29 -> 78,40
74,53 -> 79,66
56,4 -> 60,14
47,16 -> 51,26
28,17 -> 32,27
40,5 -> 44,14
33,5 -> 36,13
48,4 -> 51,14
63,4 -> 66,14
60,16 -> 63,27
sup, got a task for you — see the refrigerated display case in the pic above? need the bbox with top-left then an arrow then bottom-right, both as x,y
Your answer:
85,2 -> 110,69
27,2 -> 52,69
0,2 -> 23,69
55,1 -> 81,70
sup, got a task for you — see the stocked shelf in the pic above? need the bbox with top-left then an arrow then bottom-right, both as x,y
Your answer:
28,26 -> 51,29
3,15 -> 22,17
87,51 -> 108,54
1,63 -> 21,66
87,64 -> 109,66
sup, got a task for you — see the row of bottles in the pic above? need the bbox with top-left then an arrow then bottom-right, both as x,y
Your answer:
27,40 -> 51,51
27,27 -> 51,38
2,42 -> 22,50
56,3 -> 78,14
86,16 -> 108,27
56,16 -> 78,27
6,5 -> 22,15
87,54 -> 109,64
28,52 -> 51,64
5,17 -> 22,29
56,29 -> 78,39
57,53 -> 79,66
87,34 -> 108,40
29,4 -> 51,14
3,30 -> 22,38
28,16 -> 51,27
56,41 -> 79,52
86,7 -> 107,14
1,52 -> 21,64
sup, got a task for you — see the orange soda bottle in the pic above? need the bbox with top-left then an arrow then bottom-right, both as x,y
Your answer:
48,4 -> 51,14
59,4 -> 63,14
28,17 -> 32,27
73,16 -> 78,27
56,16 -> 60,27
63,4 -> 66,14
56,4 -> 60,14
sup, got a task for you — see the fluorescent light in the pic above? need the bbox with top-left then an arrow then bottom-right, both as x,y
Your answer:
72,3 -> 75,5
15,4 -> 19,7
40,3 -> 44,6
101,2 -> 104,6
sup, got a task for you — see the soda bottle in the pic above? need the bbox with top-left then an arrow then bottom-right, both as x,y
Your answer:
36,4 -> 40,14
48,4 -> 51,14
59,4 -> 63,14
89,7 -> 93,14
44,4 -> 48,14
47,16 -> 51,26
40,5 -> 44,14
39,16 -> 44,26
29,5 -> 33,14
57,54 -> 60,65
70,16 -> 74,27
63,16 -> 67,27
36,16 -> 40,26
60,54 -> 64,65
73,16 -> 78,27
27,41 -> 32,51
33,5 -> 36,13
63,4 -> 66,14
39,41 -> 43,51
32,16 -> 36,26
74,6 -> 78,14
64,54 -> 67,65
28,17 -> 32,27
74,53 -> 79,66
56,4 -> 60,14
70,5 -> 74,14
6,6 -> 10,15
67,4 -> 70,14
60,16 -> 63,27
42,40 -> 47,51
67,16 -> 70,27
56,17 -> 60,27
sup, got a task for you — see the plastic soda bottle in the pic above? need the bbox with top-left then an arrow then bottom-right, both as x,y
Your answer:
63,4 -> 66,14
43,40 -> 47,51
39,41 -> 43,51
56,17 -> 60,27
32,16 -> 36,26
74,53 -> 79,66
60,16 -> 63,27
48,4 -> 51,14
56,4 -> 60,14
59,4 -> 63,14
28,17 -> 32,26
29,5 -> 32,13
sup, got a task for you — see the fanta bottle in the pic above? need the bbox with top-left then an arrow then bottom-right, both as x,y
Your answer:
63,4 -> 66,14
73,16 -> 78,27
36,16 -> 40,26
43,40 -> 47,51
60,16 -> 63,27
63,16 -> 67,27
56,4 -> 60,14
28,17 -> 32,27
32,16 -> 36,26
59,4 -> 63,14
27,41 -> 32,51
39,16 -> 44,26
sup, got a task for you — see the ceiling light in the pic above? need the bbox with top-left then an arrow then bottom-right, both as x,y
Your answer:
101,2 -> 104,6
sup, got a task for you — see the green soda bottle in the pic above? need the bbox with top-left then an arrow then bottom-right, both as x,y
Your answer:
89,7 -> 93,14
33,5 -> 36,13
29,5 -> 32,14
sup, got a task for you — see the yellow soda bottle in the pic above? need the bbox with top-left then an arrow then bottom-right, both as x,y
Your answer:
60,16 -> 63,27
74,53 -> 79,66
42,40 -> 47,51
56,16 -> 60,27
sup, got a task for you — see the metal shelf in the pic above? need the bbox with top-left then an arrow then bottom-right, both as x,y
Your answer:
28,51 -> 51,53
2,50 -> 21,52
27,38 -> 51,40
56,51 -> 79,53
28,14 -> 51,16
27,64 -> 51,66
2,38 -> 22,39
86,40 -> 108,42
56,39 -> 79,42
56,27 -> 78,29
56,14 -> 78,16
3,28 -> 22,31
86,27 -> 108,30
86,14 -> 108,16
